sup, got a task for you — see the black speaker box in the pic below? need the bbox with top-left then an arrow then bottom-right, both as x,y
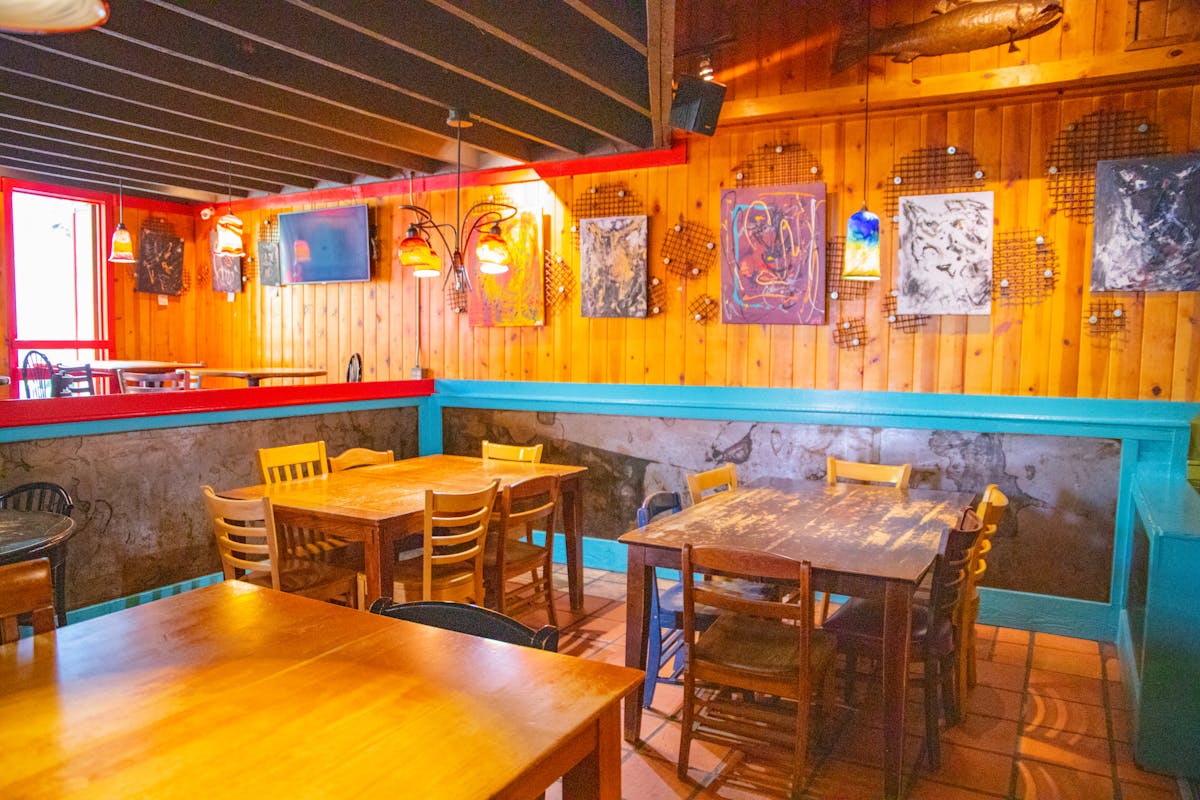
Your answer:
670,75 -> 726,136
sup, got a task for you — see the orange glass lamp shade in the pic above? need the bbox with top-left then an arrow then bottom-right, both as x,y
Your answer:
843,206 -> 881,281
214,213 -> 245,257
0,0 -> 109,33
108,222 -> 135,263
398,226 -> 442,278
475,224 -> 510,275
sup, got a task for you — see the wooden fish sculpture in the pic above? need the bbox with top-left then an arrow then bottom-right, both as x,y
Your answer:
833,0 -> 1064,72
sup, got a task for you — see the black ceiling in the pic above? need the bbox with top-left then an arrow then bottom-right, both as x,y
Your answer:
0,0 -> 675,203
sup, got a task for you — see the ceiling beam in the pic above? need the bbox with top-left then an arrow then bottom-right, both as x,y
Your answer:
645,0 -> 676,149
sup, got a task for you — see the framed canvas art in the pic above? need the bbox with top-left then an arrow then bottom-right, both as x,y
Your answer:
897,190 -> 994,315
257,239 -> 281,287
210,230 -> 242,293
580,215 -> 647,318
468,210 -> 544,326
1092,154 -> 1200,291
719,183 -> 827,325
135,229 -> 184,295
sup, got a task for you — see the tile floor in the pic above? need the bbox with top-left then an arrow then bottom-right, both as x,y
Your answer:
514,568 -> 1185,800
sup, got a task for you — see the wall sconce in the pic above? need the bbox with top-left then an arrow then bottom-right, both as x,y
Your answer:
698,55 -> 715,81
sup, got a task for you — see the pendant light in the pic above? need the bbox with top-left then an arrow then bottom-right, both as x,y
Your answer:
0,0 -> 109,34
843,11 -> 881,282
107,179 -> 135,263
213,168 -> 245,257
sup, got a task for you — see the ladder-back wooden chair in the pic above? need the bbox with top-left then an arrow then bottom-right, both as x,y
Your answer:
959,484 -> 1009,700
0,558 -> 57,644
484,474 -> 559,627
329,447 -> 394,472
685,462 -> 737,505
258,441 -> 329,484
481,440 -> 543,464
393,480 -> 499,604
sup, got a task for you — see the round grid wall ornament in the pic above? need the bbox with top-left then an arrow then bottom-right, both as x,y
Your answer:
833,318 -> 868,349
568,183 -> 644,246
825,236 -> 869,302
883,290 -> 930,332
732,142 -> 822,187
993,231 -> 1058,305
1045,109 -> 1167,222
660,217 -> 717,279
543,251 -> 574,314
1084,299 -> 1128,337
883,146 -> 986,219
687,293 -> 717,325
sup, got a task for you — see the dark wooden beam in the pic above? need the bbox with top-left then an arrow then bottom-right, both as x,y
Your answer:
0,155 -> 213,201
646,0 -> 676,149
563,0 -> 648,52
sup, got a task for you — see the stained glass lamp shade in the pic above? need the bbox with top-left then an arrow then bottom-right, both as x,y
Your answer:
843,205 -> 881,281
108,223 -> 135,263
474,224 -> 511,275
398,226 -> 443,278
214,213 -> 245,257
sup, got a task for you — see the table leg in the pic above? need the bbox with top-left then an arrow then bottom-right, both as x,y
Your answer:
562,702 -> 622,800
561,477 -> 584,610
246,377 -> 261,387
622,544 -> 650,743
881,580 -> 915,800
363,528 -> 394,605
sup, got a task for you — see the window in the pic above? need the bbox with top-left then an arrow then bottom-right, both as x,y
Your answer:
3,180 -> 113,396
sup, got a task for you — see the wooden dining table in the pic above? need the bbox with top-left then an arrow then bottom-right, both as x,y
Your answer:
619,479 -> 974,800
227,454 -> 589,609
190,366 -> 327,386
0,581 -> 643,799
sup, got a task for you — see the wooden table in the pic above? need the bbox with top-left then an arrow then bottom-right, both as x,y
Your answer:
81,359 -> 206,377
191,367 -> 327,386
619,480 -> 974,799
0,581 -> 643,799
0,509 -> 76,626
228,454 -> 589,609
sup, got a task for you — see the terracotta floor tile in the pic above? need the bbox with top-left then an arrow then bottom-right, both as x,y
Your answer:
643,681 -> 684,718
990,641 -> 1032,668
925,741 -> 1016,796
1107,679 -> 1130,711
1108,708 -> 1132,743
940,712 -> 1021,757
622,747 -> 701,799
974,658 -> 1029,692
1119,779 -> 1183,800
1113,742 -> 1182,792
996,627 -> 1033,645
1026,669 -> 1106,708
906,778 -> 1009,799
1030,647 -> 1103,680
965,684 -> 1025,722
646,718 -> 731,777
1018,726 -> 1113,778
829,717 -> 922,768
1014,758 -> 1117,799
1033,633 -> 1101,655
1022,692 -> 1112,740
800,757 -> 886,800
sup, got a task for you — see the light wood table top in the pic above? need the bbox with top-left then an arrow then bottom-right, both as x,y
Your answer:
620,480 -> 974,799
190,367 -> 327,386
80,359 -> 206,377
227,454 -> 590,608
0,581 -> 642,799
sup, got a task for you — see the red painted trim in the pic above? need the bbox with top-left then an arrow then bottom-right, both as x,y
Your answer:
13,340 -> 114,349
226,138 -> 689,214
0,177 -> 194,216
0,380 -> 434,429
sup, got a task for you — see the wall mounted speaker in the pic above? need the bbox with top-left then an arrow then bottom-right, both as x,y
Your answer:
670,75 -> 726,137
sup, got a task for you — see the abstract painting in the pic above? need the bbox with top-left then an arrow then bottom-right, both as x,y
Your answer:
580,215 -> 647,318
719,183 -> 827,325
135,229 -> 184,295
208,231 -> 242,293
468,210 -> 543,326
897,190 -> 994,315
257,239 -> 281,287
1092,154 -> 1200,291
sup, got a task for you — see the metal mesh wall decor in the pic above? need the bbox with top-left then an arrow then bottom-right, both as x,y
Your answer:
1045,109 -> 1167,221
568,183 -> 644,246
833,318 -> 868,349
993,231 -> 1058,305
1084,299 -> 1128,336
825,236 -> 869,301
445,267 -> 469,314
884,290 -> 930,332
661,217 -> 717,279
732,142 -> 822,187
687,293 -> 717,325
544,251 -> 574,314
648,276 -> 668,316
883,146 -> 985,218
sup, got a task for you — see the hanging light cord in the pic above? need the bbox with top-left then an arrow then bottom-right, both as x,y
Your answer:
862,9 -> 871,208
117,178 -> 124,223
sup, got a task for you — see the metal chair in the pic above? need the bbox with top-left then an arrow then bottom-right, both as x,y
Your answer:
53,364 -> 95,397
20,351 -> 55,399
346,352 -> 362,382
116,369 -> 191,393
0,481 -> 75,626
369,598 -> 558,652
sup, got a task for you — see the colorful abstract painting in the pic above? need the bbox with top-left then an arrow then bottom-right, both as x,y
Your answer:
719,183 -> 827,325
580,215 -> 647,318
135,229 -> 184,295
897,191 -> 993,315
468,210 -> 543,326
1092,154 -> 1200,291
209,230 -> 242,293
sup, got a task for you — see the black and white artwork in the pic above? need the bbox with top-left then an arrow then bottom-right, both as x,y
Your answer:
1091,154 -> 1200,292
135,230 -> 184,296
210,231 -> 242,293
257,239 -> 281,287
897,190 -> 993,315
580,215 -> 648,318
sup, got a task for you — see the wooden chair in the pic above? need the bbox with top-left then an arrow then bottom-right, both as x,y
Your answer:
481,439 -> 543,463
484,475 -> 559,627
0,558 -> 57,644
258,441 -> 329,484
393,480 -> 499,604
822,507 -> 983,769
0,481 -> 75,626
677,544 -> 835,795
686,462 -> 737,505
369,598 -> 558,652
201,486 -> 358,607
329,447 -> 394,472
116,369 -> 191,393
959,485 -> 1009,700
826,456 -> 912,488
53,364 -> 95,397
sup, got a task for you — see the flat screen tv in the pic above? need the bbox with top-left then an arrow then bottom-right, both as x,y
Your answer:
278,204 -> 371,284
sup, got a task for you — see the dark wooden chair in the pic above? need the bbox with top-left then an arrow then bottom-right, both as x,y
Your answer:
677,544 -> 835,795
369,598 -> 559,652
484,474 -> 559,626
20,350 -> 55,399
0,481 -> 75,626
53,364 -> 95,397
0,558 -> 57,644
822,507 -> 983,769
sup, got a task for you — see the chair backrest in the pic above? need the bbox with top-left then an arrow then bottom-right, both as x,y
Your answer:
637,490 -> 681,527
826,456 -> 912,488
346,352 -> 362,382
494,475 -> 559,543
970,484 -> 1009,582
0,482 -> 73,516
481,439 -> 543,463
422,479 -> 500,602
201,486 -> 273,584
329,446 -> 394,472
369,598 -> 559,651
117,369 -> 191,393
54,364 -> 95,397
258,441 -> 329,484
686,463 -> 738,505
927,508 -> 984,630
0,558 -> 57,644
21,350 -> 55,399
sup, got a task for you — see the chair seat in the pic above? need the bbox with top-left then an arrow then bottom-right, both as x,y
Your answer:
244,558 -> 357,598
822,597 -> 955,655
393,553 -> 476,592
483,537 -> 547,573
697,613 -> 837,676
